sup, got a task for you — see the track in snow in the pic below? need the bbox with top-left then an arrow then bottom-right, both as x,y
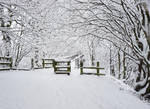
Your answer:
0,69 -> 149,109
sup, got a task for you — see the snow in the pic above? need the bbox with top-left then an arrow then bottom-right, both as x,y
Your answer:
0,69 -> 149,109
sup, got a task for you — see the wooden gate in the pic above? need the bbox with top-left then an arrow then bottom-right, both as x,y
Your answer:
54,61 -> 71,75
0,57 -> 12,70
80,61 -> 105,76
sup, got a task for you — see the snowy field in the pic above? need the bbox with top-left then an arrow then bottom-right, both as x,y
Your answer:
0,69 -> 150,109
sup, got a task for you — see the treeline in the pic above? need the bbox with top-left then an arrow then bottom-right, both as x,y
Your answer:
66,0 -> 150,100
0,0 -> 58,68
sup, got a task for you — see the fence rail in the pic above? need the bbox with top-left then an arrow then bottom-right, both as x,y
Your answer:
80,61 -> 105,76
0,57 -> 12,70
42,59 -> 54,68
54,61 -> 71,75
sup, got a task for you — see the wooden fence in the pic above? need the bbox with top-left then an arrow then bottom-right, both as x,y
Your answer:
31,58 -> 41,69
54,61 -> 71,75
42,59 -> 54,68
0,57 -> 12,70
80,61 -> 105,76
31,58 -> 54,69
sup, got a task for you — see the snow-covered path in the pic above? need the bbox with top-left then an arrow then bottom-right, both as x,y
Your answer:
0,69 -> 149,109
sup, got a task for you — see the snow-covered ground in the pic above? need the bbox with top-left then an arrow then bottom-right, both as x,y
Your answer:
0,69 -> 149,109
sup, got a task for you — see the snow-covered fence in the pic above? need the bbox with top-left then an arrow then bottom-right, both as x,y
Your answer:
31,58 -> 54,69
54,61 -> 71,75
80,61 -> 105,76
0,57 -> 12,70
42,59 -> 54,68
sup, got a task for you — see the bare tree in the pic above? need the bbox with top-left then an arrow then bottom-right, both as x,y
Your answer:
67,0 -> 150,99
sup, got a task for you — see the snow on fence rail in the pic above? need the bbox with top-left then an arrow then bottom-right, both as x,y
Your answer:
42,59 -> 54,68
54,61 -> 71,75
0,57 -> 12,70
80,61 -> 105,76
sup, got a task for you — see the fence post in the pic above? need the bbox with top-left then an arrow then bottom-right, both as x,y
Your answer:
97,62 -> 99,75
53,61 -> 56,72
42,59 -> 45,68
52,59 -> 55,68
31,58 -> 34,69
10,58 -> 13,69
80,61 -> 83,75
67,61 -> 71,72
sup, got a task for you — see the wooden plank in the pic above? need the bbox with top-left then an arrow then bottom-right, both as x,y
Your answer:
80,61 -> 83,75
55,61 -> 70,63
0,57 -> 11,59
55,69 -> 70,72
44,63 -> 53,64
34,67 -> 43,69
55,70 -> 70,74
55,68 -> 70,71
81,67 -> 105,69
44,67 -> 52,68
31,58 -> 34,69
55,66 -> 70,68
44,59 -> 54,60
82,73 -> 105,76
42,59 -> 45,68
0,62 -> 11,64
0,68 -> 11,71
97,62 -> 99,75
55,70 -> 70,72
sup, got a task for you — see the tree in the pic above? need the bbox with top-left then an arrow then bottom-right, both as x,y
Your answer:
66,0 -> 150,99
0,0 -> 39,67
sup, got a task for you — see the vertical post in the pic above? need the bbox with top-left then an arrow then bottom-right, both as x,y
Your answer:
42,59 -> 45,68
10,57 -> 13,69
52,59 -> 55,68
80,61 -> 83,75
67,61 -> 71,72
97,62 -> 99,75
31,58 -> 34,69
53,61 -> 56,72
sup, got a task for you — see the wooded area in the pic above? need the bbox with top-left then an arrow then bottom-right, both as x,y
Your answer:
0,0 -> 150,101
